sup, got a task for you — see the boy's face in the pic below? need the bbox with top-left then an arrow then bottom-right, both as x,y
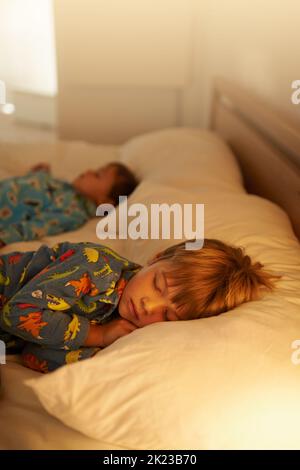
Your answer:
118,259 -> 186,327
73,164 -> 117,205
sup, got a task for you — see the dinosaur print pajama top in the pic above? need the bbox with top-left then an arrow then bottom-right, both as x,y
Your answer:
0,242 -> 141,373
0,170 -> 96,246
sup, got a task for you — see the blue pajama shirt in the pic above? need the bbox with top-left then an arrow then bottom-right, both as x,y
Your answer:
0,242 -> 141,372
0,170 -> 96,245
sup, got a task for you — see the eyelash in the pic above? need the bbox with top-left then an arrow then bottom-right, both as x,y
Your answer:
154,275 -> 161,293
154,275 -> 169,320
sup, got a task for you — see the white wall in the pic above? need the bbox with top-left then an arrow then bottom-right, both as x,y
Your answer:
183,0 -> 300,128
0,0 -> 57,98
54,0 -> 194,143
54,0 -> 300,143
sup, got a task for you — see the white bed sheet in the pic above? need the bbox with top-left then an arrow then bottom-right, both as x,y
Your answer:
0,358 -> 127,450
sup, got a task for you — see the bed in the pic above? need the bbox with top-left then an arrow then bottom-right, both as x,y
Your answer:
0,78 -> 299,450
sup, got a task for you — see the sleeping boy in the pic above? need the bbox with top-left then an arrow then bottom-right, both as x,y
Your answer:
0,162 -> 138,246
0,238 -> 279,373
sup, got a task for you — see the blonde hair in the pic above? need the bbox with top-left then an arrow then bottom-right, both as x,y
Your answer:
150,238 -> 281,319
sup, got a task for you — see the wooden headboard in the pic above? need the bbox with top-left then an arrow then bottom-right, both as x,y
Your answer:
210,77 -> 300,241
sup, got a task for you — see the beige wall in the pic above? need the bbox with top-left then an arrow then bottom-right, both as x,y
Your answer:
54,0 -> 193,143
54,0 -> 300,144
183,0 -> 300,129
0,0 -> 57,97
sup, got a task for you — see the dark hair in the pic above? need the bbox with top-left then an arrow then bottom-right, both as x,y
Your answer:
108,162 -> 138,205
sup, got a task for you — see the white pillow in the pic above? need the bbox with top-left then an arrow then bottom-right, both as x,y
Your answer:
26,182 -> 300,449
112,180 -> 300,274
26,294 -> 300,450
120,127 -> 244,194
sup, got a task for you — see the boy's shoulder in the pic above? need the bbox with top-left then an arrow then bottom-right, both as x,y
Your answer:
52,242 -> 128,262
50,242 -> 141,274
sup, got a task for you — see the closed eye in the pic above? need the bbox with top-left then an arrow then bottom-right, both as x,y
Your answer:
164,308 -> 170,321
153,274 -> 162,293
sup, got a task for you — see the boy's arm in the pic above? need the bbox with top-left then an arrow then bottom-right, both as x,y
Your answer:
0,210 -> 88,245
0,243 -> 91,350
2,287 -> 137,350
0,242 -> 139,349
84,319 -> 138,348
1,292 -> 91,351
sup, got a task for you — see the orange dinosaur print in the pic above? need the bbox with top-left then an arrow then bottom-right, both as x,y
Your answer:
22,353 -> 48,373
8,253 -> 23,264
90,281 -> 100,296
65,272 -> 92,296
116,278 -> 127,297
18,311 -> 48,338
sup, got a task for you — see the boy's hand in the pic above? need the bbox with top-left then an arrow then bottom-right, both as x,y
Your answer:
30,163 -> 51,173
101,317 -> 138,347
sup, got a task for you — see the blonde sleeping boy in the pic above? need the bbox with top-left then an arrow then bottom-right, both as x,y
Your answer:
0,239 -> 278,373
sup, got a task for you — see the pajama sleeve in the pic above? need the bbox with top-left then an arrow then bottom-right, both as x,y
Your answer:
1,293 -> 91,351
0,210 -> 88,245
0,246 -> 91,350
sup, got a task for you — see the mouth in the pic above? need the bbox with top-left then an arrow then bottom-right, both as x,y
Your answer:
129,298 -> 139,322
